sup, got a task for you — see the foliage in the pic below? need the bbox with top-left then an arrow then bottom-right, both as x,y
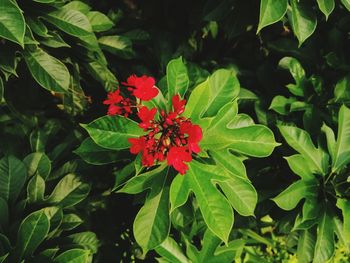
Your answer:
1,0 -> 350,262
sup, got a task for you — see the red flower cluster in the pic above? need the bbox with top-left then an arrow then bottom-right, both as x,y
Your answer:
104,75 -> 202,175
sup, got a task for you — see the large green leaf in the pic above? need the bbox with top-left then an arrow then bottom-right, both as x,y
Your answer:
43,7 -> 93,37
47,174 -> 90,208
289,0 -> 317,46
313,207 -> 334,263
284,154 -> 314,181
0,155 -> 27,203
272,180 -> 318,210
170,161 -> 233,243
155,237 -> 190,263
23,152 -> 51,179
166,57 -> 189,100
14,210 -> 50,260
82,115 -> 143,151
98,36 -> 135,59
54,249 -> 89,263
332,105 -> 350,173
0,0 -> 25,46
316,0 -> 335,19
336,199 -> 350,244
64,232 -> 100,254
133,173 -> 170,251
297,229 -> 316,263
27,175 -> 45,204
23,48 -> 70,93
257,0 -> 288,32
0,198 -> 8,228
202,103 -> 279,157
341,0 -> 350,11
278,125 -> 328,175
87,11 -> 114,32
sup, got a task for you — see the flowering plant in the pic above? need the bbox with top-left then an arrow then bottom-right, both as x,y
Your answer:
80,57 -> 279,253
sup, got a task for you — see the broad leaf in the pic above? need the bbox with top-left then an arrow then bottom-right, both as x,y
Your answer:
341,0 -> 350,11
316,0 -> 335,19
170,161 -> 233,243
0,155 -> 26,203
47,174 -> 90,208
82,115 -> 143,150
284,154 -> 314,181
23,152 -> 51,179
167,57 -> 189,100
257,0 -> 288,32
23,48 -> 70,93
269,95 -> 296,115
61,214 -> 83,231
87,11 -> 114,32
334,75 -> 350,103
332,105 -> 350,173
15,210 -> 50,259
54,249 -> 89,263
27,175 -> 45,204
297,229 -> 316,263
155,237 -> 190,263
336,199 -> 350,243
0,0 -> 25,46
133,173 -> 170,251
65,232 -> 100,254
99,36 -> 135,59
272,180 -> 318,210
289,0 -> 317,46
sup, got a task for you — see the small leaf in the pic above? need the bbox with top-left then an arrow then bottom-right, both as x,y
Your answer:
15,210 -> 50,259
61,214 -> 83,231
81,115 -> 143,151
334,75 -> 350,103
0,0 -> 25,46
0,155 -> 27,203
166,57 -> 189,100
269,95 -> 296,115
54,249 -> 89,263
87,11 -> 114,32
257,0 -> 288,32
47,174 -> 90,208
289,0 -> 317,46
23,48 -> 70,93
316,0 -> 335,19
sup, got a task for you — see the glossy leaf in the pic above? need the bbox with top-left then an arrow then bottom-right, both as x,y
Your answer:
257,0 -> 288,32
170,160 -> 233,243
284,154 -> 314,181
23,48 -> 70,93
297,229 -> 316,263
81,115 -> 143,150
155,237 -> 190,263
334,75 -> 350,103
27,175 -> 45,204
167,57 -> 189,100
0,155 -> 27,203
133,173 -> 170,251
23,152 -> 51,179
15,210 -> 50,259
54,249 -> 89,263
289,0 -> 317,46
336,199 -> 350,243
87,11 -> 114,32
316,0 -> 335,19
0,0 -> 25,46
269,95 -> 296,115
341,0 -> 350,11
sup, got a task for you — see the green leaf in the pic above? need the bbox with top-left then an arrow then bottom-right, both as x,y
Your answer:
0,198 -> 8,228
334,75 -> 350,103
316,0 -> 335,19
47,174 -> 90,208
0,77 -> 3,103
27,175 -> 45,204
81,115 -> 143,151
63,1 -> 91,14
202,102 -> 279,157
332,105 -> 350,173
166,57 -> 189,100
87,11 -> 114,32
297,229 -> 316,263
313,207 -> 334,263
85,61 -> 118,92
41,32 -> 71,48
170,161 -> 233,243
98,35 -> 135,59
15,210 -> 50,259
257,0 -> 288,32
336,199 -> 350,243
54,249 -> 89,263
0,0 -> 25,46
269,95 -> 296,115
204,69 -> 240,117
210,149 -> 247,179
74,138 -> 124,165
272,180 -> 318,210
133,173 -> 170,251
65,232 -> 100,254
289,0 -> 317,46
43,8 -> 93,37
61,214 -> 83,231
278,57 -> 306,97
278,125 -> 328,175
155,237 -> 190,263
23,48 -> 70,93
0,155 -> 27,203
284,154 -> 314,180
23,152 -> 51,179
341,0 -> 350,11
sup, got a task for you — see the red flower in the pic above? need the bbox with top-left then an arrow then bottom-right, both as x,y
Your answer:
180,122 -> 203,153
137,106 -> 157,129
103,89 -> 123,105
124,75 -> 159,101
142,151 -> 155,167
128,137 -> 146,154
172,94 -> 186,114
167,146 -> 192,175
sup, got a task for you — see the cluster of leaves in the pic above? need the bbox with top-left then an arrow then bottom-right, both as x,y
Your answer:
2,0 -> 350,262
